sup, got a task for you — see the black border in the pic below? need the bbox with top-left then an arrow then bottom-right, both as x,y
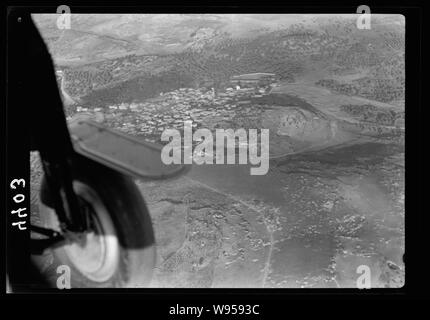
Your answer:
2,1 -> 425,302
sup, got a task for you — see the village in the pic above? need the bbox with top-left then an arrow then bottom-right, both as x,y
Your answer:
71,73 -> 279,145
27,13 -> 406,289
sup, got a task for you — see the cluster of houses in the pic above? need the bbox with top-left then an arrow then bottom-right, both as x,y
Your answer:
72,73 -> 278,143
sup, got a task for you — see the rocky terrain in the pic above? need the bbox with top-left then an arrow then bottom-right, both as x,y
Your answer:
30,14 -> 405,288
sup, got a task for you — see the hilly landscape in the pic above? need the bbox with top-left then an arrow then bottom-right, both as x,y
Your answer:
31,14 -> 405,288
33,14 -> 404,107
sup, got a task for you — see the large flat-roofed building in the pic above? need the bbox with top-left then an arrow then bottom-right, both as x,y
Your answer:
230,73 -> 276,88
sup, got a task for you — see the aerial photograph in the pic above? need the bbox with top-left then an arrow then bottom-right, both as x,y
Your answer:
28,13 -> 405,288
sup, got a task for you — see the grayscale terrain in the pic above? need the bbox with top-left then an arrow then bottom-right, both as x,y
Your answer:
31,14 -> 404,288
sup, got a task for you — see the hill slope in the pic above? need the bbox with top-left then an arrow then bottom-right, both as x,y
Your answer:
34,14 -> 405,106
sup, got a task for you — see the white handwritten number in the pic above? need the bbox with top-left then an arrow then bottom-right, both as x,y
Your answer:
10,178 -> 27,231
10,178 -> 25,189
